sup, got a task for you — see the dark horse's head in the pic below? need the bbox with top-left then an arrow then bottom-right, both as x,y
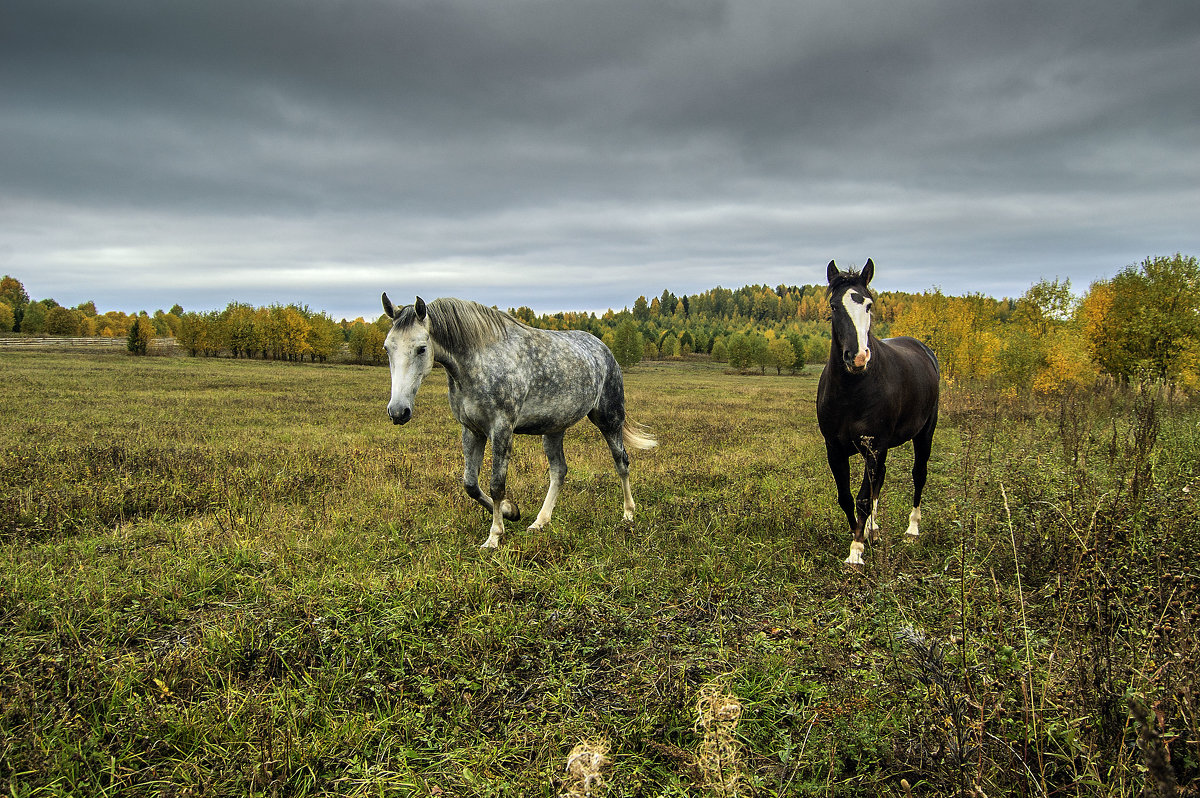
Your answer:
826,259 -> 875,374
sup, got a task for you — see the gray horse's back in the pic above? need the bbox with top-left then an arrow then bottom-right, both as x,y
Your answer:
509,328 -> 619,435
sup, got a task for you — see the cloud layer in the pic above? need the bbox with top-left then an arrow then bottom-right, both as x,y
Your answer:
4,0 -> 1198,319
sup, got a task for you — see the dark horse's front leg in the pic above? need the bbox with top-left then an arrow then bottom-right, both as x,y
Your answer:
829,442 -> 888,566
858,446 -> 887,545
826,446 -> 866,565
461,426 -> 519,548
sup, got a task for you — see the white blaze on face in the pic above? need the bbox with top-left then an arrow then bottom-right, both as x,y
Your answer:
841,290 -> 873,368
384,323 -> 434,422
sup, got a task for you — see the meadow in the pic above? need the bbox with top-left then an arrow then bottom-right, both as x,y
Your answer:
0,350 -> 1197,797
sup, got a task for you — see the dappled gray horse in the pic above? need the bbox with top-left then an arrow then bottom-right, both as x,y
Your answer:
382,295 -> 656,548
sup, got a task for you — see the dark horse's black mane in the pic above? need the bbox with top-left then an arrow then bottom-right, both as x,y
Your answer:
825,268 -> 875,300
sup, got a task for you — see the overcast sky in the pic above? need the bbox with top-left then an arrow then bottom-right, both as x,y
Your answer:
3,1 -> 1198,321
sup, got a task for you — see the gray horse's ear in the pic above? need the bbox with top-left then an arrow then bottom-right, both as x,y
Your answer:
861,259 -> 874,285
414,296 -> 427,321
382,292 -> 396,319
827,260 -> 839,283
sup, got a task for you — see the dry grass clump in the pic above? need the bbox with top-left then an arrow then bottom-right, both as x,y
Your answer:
695,682 -> 744,796
561,739 -> 610,798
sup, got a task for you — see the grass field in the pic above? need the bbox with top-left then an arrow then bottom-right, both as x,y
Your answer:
1,351 -> 1197,797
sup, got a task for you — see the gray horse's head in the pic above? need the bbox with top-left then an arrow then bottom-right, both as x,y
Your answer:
382,293 -> 434,425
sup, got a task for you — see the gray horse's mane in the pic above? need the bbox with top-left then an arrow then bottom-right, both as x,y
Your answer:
394,297 -> 526,354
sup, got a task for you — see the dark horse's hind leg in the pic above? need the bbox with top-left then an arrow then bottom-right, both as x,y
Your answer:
528,431 -> 567,531
460,426 -> 519,549
905,418 -> 937,537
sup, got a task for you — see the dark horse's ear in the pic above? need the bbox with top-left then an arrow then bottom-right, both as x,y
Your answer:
414,296 -> 427,321
382,292 -> 396,319
861,258 -> 875,286
826,260 -> 839,284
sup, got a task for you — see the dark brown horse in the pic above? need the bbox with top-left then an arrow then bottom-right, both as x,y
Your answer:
817,260 -> 939,564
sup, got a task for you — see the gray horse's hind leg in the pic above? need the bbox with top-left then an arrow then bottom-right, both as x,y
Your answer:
592,414 -> 635,521
528,431 -> 567,531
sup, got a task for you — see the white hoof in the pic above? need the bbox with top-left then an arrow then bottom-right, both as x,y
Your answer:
844,541 -> 865,565
526,521 -> 545,532
904,508 -> 921,538
480,532 -> 501,549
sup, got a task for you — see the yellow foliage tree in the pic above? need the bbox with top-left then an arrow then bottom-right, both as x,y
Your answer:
1032,328 -> 1099,394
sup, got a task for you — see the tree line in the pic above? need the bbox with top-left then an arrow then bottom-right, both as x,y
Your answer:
4,252 -> 1198,391
515,254 -> 1200,393
0,276 -> 391,364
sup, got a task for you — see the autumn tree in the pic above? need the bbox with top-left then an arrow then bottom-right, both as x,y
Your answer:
19,301 -> 47,334
711,336 -> 728,363
748,333 -> 770,374
45,306 -> 81,336
659,331 -> 680,358
269,306 -> 312,361
612,321 -> 643,368
786,333 -> 806,373
347,321 -> 383,364
176,312 -> 210,356
632,296 -> 650,322
727,333 -> 750,369
892,291 -> 1003,382
678,330 -> 695,355
1082,254 -> 1200,383
998,278 -> 1097,393
126,315 -> 150,355
307,313 -> 344,362
767,336 -> 796,375
0,276 -> 29,331
223,303 -> 261,358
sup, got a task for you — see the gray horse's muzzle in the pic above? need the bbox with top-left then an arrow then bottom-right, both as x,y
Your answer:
389,406 -> 412,425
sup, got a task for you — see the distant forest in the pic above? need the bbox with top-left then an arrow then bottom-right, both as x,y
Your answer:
3,253 -> 1198,393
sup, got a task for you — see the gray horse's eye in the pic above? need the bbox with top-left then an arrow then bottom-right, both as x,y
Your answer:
416,346 -> 427,356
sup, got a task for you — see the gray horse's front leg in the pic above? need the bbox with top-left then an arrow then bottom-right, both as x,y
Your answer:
461,427 -> 494,514
529,432 -> 567,531
481,424 -> 519,549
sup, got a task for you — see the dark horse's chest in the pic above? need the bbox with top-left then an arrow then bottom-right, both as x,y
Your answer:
817,337 -> 939,453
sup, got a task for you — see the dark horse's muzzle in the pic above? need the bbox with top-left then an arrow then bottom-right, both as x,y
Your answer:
842,347 -> 871,374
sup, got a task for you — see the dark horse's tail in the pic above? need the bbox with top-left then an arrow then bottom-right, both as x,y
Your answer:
622,419 -> 657,451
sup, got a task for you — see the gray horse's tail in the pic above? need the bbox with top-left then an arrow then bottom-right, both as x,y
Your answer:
622,419 -> 657,451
